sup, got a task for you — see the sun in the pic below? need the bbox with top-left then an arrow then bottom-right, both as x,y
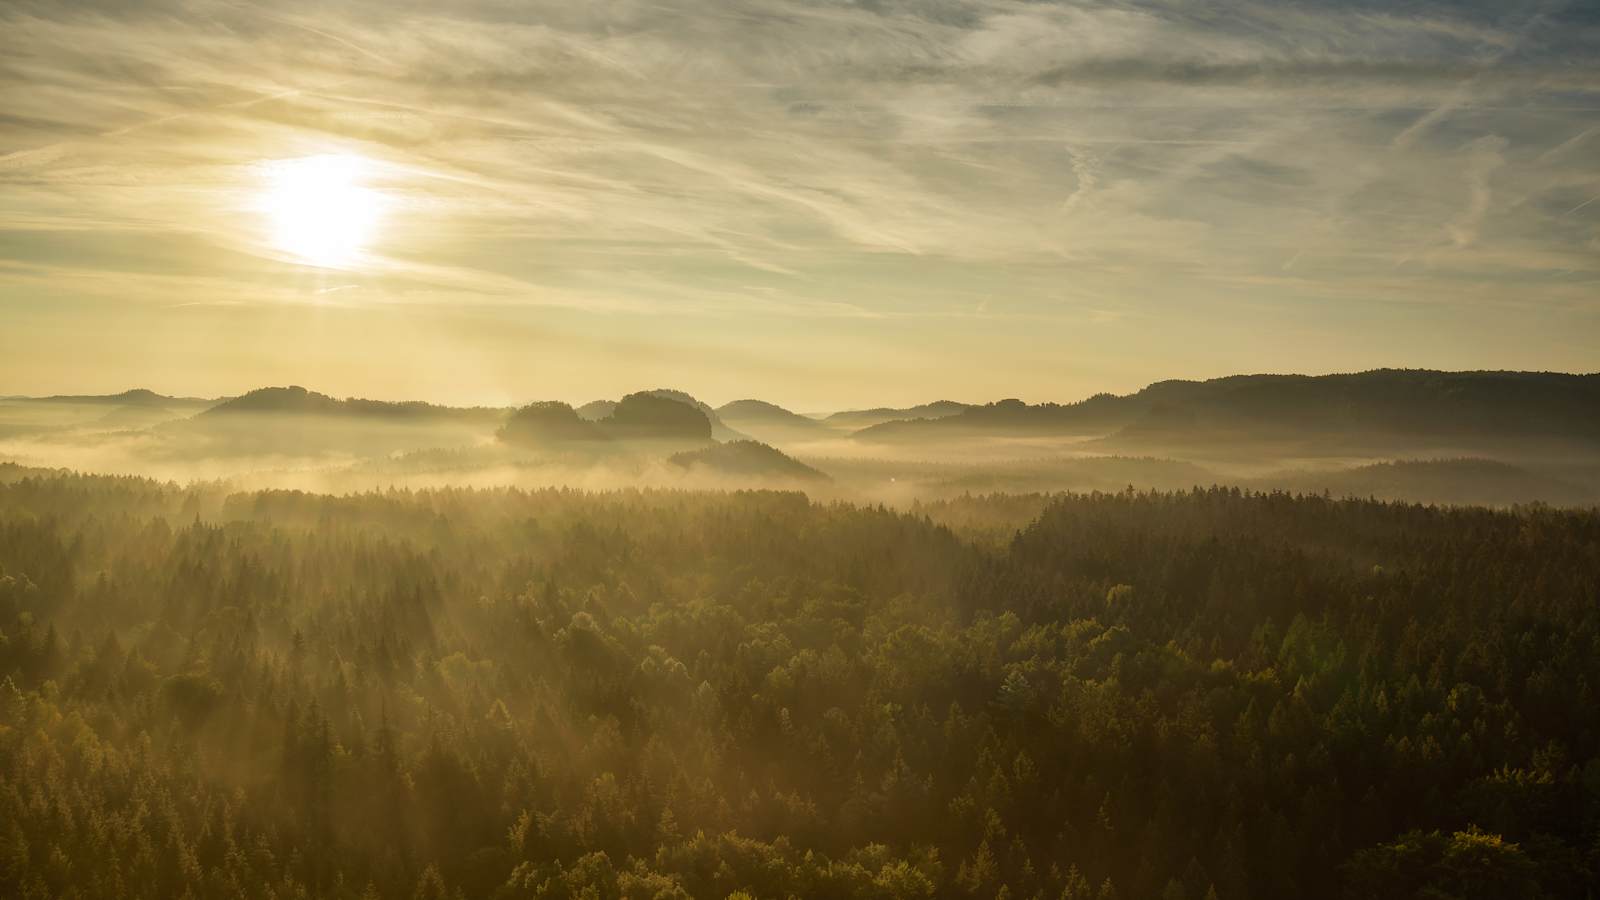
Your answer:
257,154 -> 385,269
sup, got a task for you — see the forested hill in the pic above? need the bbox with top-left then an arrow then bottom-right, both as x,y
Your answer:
716,400 -> 830,435
1,467 -> 1597,898
569,391 -> 749,442
822,400 -> 972,430
27,388 -> 213,408
854,370 -> 1600,450
201,385 -> 507,422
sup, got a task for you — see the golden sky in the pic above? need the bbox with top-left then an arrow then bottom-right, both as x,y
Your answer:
1,0 -> 1597,408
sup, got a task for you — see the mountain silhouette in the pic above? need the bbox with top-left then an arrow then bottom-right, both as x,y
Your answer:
29,388 -> 212,408
643,389 -> 749,441
575,390 -> 748,440
853,371 -> 1600,453
1254,458 -> 1597,507
601,392 -> 714,443
201,386 -> 503,423
716,399 -> 830,444
575,400 -> 617,422
823,400 -> 970,430
669,440 -> 829,481
497,401 -> 609,445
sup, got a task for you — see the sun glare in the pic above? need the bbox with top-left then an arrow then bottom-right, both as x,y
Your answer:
257,154 -> 384,269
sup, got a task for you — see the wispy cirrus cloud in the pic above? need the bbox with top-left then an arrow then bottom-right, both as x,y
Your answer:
0,0 -> 1596,404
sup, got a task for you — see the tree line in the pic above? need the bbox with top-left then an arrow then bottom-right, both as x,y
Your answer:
0,465 -> 1596,898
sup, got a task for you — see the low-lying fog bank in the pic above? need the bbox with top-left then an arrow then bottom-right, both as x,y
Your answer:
4,371 -> 1597,509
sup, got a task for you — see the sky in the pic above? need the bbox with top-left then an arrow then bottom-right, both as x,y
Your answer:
1,0 -> 1597,409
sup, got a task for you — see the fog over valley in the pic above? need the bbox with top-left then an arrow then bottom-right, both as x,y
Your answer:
3,0 -> 1598,896
3,370 -> 1597,508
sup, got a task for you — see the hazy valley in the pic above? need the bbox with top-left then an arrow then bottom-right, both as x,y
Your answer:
4,370 -> 1597,509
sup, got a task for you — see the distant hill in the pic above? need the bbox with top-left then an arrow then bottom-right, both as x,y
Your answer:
716,399 -> 831,444
575,400 -> 617,422
503,394 -> 717,446
204,386 -> 344,416
1255,458 -> 1598,508
852,394 -> 1129,441
718,399 -> 822,425
602,392 -> 713,443
577,390 -> 748,440
497,402 -> 608,445
28,388 -> 214,409
0,389 -> 215,439
644,389 -> 748,441
201,386 -> 505,423
669,440 -> 829,482
855,371 -> 1600,453
153,386 -> 510,459
823,400 -> 970,430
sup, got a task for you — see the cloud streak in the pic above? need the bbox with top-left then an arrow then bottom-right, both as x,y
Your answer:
0,0 -> 1597,403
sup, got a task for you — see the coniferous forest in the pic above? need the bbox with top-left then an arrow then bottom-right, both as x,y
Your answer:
1,465 -> 1597,899
7,0 -> 1600,896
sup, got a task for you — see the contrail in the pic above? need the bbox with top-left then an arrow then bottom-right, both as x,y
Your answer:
1565,194 -> 1599,215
